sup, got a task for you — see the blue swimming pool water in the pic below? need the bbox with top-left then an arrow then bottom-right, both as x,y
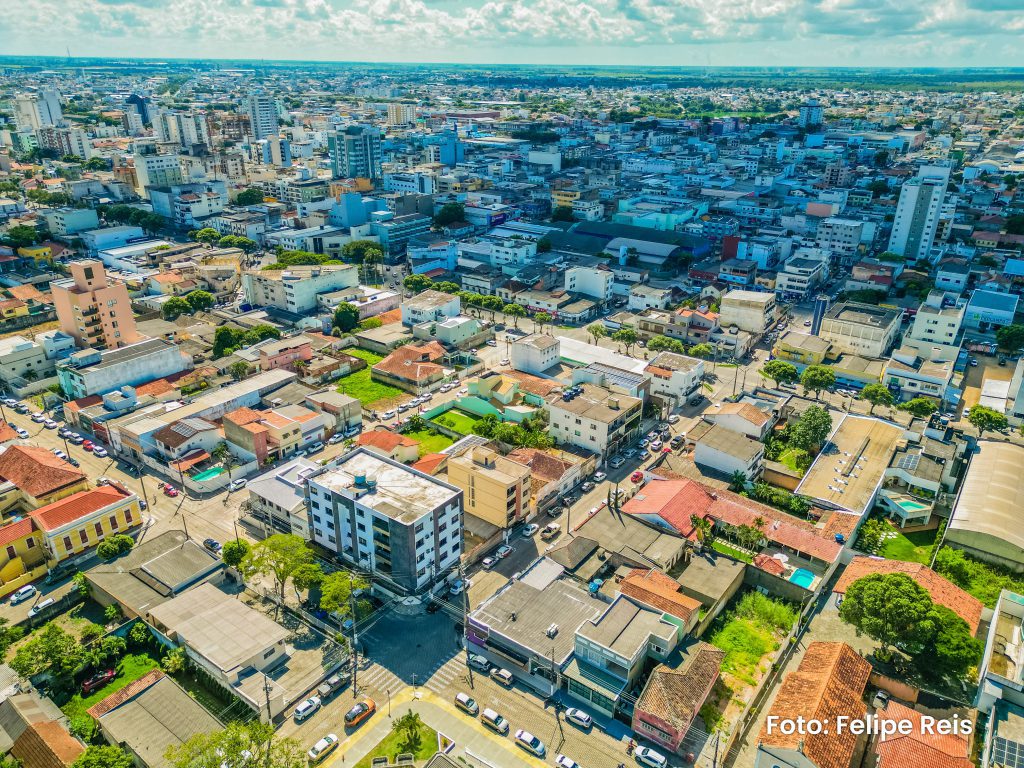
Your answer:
789,568 -> 815,589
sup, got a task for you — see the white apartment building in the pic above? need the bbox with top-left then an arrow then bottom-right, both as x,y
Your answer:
242,264 -> 359,315
719,290 -> 777,334
400,289 -> 461,326
628,285 -> 673,311
775,250 -> 829,299
386,103 -> 416,126
43,207 -> 99,237
153,109 -> 210,149
644,351 -> 704,407
304,449 -> 463,593
134,153 -> 184,197
244,94 -> 279,141
815,217 -> 866,265
565,267 -> 613,303
887,164 -> 952,263
547,384 -> 643,463
14,89 -> 62,131
819,301 -> 902,358
510,334 -> 561,375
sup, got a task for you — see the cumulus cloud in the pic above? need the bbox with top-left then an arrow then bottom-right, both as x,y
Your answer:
0,0 -> 1021,64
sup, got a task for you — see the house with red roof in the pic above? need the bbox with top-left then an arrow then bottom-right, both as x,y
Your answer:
873,700 -> 972,768
356,429 -> 420,463
28,483 -> 142,565
371,341 -> 448,393
0,444 -> 89,515
0,517 -> 46,599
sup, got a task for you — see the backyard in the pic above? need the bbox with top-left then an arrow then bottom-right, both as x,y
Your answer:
403,428 -> 454,456
431,409 -> 479,435
711,540 -> 754,564
354,717 -> 439,768
878,526 -> 939,564
337,348 -> 406,408
61,652 -> 160,722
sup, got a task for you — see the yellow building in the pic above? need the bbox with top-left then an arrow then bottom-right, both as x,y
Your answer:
17,244 -> 53,263
771,330 -> 832,366
28,483 -> 142,565
0,445 -> 90,517
0,298 -> 29,321
446,446 -> 531,529
551,188 -> 582,209
0,518 -> 47,598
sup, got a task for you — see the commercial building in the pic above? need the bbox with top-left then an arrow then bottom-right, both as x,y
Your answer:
815,217 -> 866,266
644,352 -> 704,408
133,153 -> 184,196
57,338 -> 192,399
42,207 -> 99,237
447,446 -> 531,529
0,445 -> 89,515
243,94 -> 278,141
29,482 -> 143,565
400,289 -> 461,327
304,448 -> 463,593
564,267 -> 613,303
819,301 -> 901,358
329,125 -> 383,180
242,264 -> 358,315
719,289 -> 777,334
369,212 -> 432,256
964,290 -> 1019,331
546,383 -> 643,462
510,334 -> 561,376
51,261 -> 140,350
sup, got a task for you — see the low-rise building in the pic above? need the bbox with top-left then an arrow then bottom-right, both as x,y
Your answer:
400,290 -> 462,327
702,402 -> 774,440
241,264 -> 359,315
964,289 -> 1019,331
371,341 -> 449,393
510,334 -> 560,376
446,446 -> 531,529
243,457 -> 320,538
719,289 -> 776,334
0,444 -> 89,516
820,301 -> 901,358
57,338 -> 193,399
304,390 -> 362,435
692,423 -> 765,480
29,482 -> 142,565
644,352 -> 704,409
547,383 -> 643,463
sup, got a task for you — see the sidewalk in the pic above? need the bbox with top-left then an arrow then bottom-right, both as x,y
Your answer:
326,688 -> 550,768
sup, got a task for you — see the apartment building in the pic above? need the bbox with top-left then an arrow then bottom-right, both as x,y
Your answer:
565,267 -> 613,303
241,264 -> 358,314
815,217 -> 866,266
644,351 -> 704,407
547,384 -> 643,463
888,164 -> 952,262
42,207 -> 99,237
51,261 -> 140,350
304,449 -> 463,593
400,290 -> 461,327
133,153 -> 184,197
819,301 -> 901,358
719,290 -> 776,334
510,334 -> 560,376
447,446 -> 531,529
57,338 -> 193,399
243,94 -> 278,141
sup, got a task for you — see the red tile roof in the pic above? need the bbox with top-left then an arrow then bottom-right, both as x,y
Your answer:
11,720 -> 84,768
0,445 -> 86,499
29,484 -> 131,532
874,701 -> 973,768
412,453 -> 447,475
753,553 -> 787,576
0,518 -> 37,548
622,479 -> 842,563
0,421 -> 17,444
357,430 -> 419,452
620,568 -> 701,623
225,407 -> 265,426
834,556 -> 983,634
372,342 -> 447,382
758,642 -> 871,768
87,670 -> 165,718
64,395 -> 103,413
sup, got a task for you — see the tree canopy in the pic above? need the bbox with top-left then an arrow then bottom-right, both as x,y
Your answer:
73,746 -> 135,768
760,359 -> 799,386
996,324 -> 1024,353
800,364 -> 836,397
789,405 -> 832,452
967,404 -> 1008,435
551,205 -> 575,222
240,534 -> 319,603
161,296 -> 191,321
332,302 -> 361,333
235,187 -> 265,206
899,397 -> 938,418
165,721 -> 305,768
432,202 -> 465,229
860,383 -> 895,414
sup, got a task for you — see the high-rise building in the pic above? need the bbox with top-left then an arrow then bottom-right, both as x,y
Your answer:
328,125 -> 382,179
243,94 -> 279,142
887,164 -> 953,263
14,89 -> 63,131
51,261 -> 140,351
126,93 -> 152,125
386,103 -> 416,126
798,99 -> 824,129
36,127 -> 92,159
152,109 -> 210,150
133,153 -> 184,197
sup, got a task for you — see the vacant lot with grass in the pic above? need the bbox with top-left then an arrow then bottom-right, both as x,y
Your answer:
404,429 -> 454,456
432,410 -> 478,435
337,348 -> 406,408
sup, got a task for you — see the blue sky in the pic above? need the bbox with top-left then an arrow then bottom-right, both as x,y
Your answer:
5,0 -> 1024,67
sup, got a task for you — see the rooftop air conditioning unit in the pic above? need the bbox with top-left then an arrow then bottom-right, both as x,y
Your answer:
546,623 -> 559,638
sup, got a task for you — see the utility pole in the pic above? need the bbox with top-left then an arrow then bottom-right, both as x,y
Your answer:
349,586 -> 359,696
460,562 -> 473,689
263,677 -> 274,768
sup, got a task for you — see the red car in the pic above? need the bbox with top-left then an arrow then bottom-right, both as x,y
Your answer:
630,471 -> 644,484
81,669 -> 116,694
164,487 -> 179,498
82,440 -> 94,451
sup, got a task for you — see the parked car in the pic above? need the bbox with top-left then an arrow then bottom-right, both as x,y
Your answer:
52,449 -> 68,461
228,478 -> 247,492
635,747 -> 669,768
9,585 -> 36,605
540,523 -> 561,540
581,481 -> 595,492
638,438 -> 649,449
328,433 -> 345,444
649,441 -> 663,452
688,395 -> 705,406
293,696 -> 322,722
454,692 -> 479,715
630,471 -> 645,484
670,435 -> 684,449
555,755 -> 580,768
514,730 -> 546,757
67,433 -> 84,444
93,447 -> 108,458
381,410 -> 396,419
314,672 -> 344,701
82,440 -> 94,451
490,667 -> 514,687
203,538 -> 222,554
14,427 -> 28,439
307,734 -> 339,765
481,708 -> 509,734
27,598 -> 54,618
31,413 -> 46,423
420,391 -> 433,401
481,556 -> 497,570
398,403 -> 412,412
592,471 -> 607,482
467,654 -> 490,672
307,441 -> 325,453
496,544 -> 513,558
163,485 -> 178,497
668,414 -> 680,424
521,523 -> 539,537
43,419 -> 58,429
609,456 -> 625,469
565,707 -> 593,730
81,669 -> 116,695
344,698 -> 376,727
448,579 -> 466,596
486,339 -> 497,347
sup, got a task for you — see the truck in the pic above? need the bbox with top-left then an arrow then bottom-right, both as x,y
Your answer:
316,672 -> 348,700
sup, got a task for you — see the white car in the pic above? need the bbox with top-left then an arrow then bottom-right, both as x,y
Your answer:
458,387 -> 469,395
293,696 -> 322,722
52,449 -> 68,460
14,427 -> 28,439
228,478 -> 247,492
381,410 -> 396,419
521,523 -> 539,538
31,413 -> 46,423
68,433 -> 84,444
555,756 -> 579,768
398,403 -> 412,412
635,746 -> 669,768
514,730 -> 546,757
43,419 -> 58,429
449,579 -> 467,596
650,441 -> 663,452
496,544 -> 513,558
565,707 -> 593,729
307,734 -> 338,764
668,414 -> 680,424
592,471 -> 607,482
93,447 -> 108,458
9,585 -> 36,605
481,556 -> 497,570
420,391 -> 433,401
328,433 -> 345,444
500,358 -> 510,366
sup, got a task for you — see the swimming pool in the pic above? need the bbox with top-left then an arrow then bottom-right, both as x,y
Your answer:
894,497 -> 929,512
789,568 -> 816,589
193,467 -> 227,482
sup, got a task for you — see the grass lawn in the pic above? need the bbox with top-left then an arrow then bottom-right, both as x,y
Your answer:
344,348 -> 385,365
336,347 -> 403,407
432,410 -> 478,435
404,429 -> 454,456
712,540 -> 754,564
778,447 -> 812,475
61,653 -> 160,722
879,526 -> 939,565
709,592 -> 797,686
354,721 -> 438,768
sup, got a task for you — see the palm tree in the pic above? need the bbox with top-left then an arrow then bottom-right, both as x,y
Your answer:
729,471 -> 747,492
690,514 -> 713,552
394,710 -> 423,751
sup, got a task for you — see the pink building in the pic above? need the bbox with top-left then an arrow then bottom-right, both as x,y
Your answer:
258,338 -> 313,372
51,260 -> 139,350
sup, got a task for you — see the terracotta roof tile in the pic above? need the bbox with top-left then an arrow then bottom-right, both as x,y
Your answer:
412,453 -> 448,475
87,670 -> 165,719
372,342 -> 447,382
11,720 -> 84,768
753,553 -> 787,576
357,430 -> 418,452
0,518 -> 37,547
0,445 -> 86,499
635,643 -> 724,734
0,421 -> 17,444
225,407 -> 264,426
834,556 -> 983,634
759,642 -> 871,768
621,568 -> 701,623
875,701 -> 972,768
29,485 -> 131,532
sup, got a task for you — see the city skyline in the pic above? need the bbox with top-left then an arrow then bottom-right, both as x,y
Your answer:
5,0 -> 1024,68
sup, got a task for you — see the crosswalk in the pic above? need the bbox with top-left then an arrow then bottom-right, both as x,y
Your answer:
353,656 -> 469,699
425,657 -> 466,694
352,663 -> 403,696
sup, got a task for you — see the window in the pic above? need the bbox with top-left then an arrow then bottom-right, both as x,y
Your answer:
125,509 -> 133,523
26,538 -> 34,549
5,545 -> 14,559
79,530 -> 89,545
109,515 -> 118,530
95,522 -> 104,537
63,536 -> 73,551
263,648 -> 276,659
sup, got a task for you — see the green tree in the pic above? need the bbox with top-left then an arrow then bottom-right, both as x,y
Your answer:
235,187 -> 265,206
876,251 -> 904,263
996,324 -> 1024,354
394,709 -> 424,752
586,322 -> 607,346
227,361 -> 250,381
790,405 -> 833,452
534,311 -> 552,333
688,343 -> 714,359
73,746 -> 135,768
551,205 -> 575,222
537,237 -> 552,252
341,239 -> 384,263
0,618 -> 23,659
503,303 -> 526,329
319,571 -> 371,619
1,225 -> 41,249
239,534 -> 317,603
221,539 -> 250,568
933,547 -> 974,589
800,364 -> 836,398
857,518 -> 888,553
729,471 -> 748,492
760,360 -> 799,387
967,404 -> 1008,436
861,383 -> 895,414
10,623 -> 86,681
192,227 -> 221,244
332,302 -> 361,333
1006,215 -> 1024,236
899,397 -> 938,418
839,573 -> 934,656
184,290 -> 215,313
161,296 -> 191,321
432,202 -> 465,229
647,335 -> 685,354
690,514 -> 713,551
612,326 -> 639,355
926,604 -> 982,680
166,720 -> 305,768
212,327 -> 237,358
403,274 -> 433,293
97,534 -> 134,560
432,281 -> 461,295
